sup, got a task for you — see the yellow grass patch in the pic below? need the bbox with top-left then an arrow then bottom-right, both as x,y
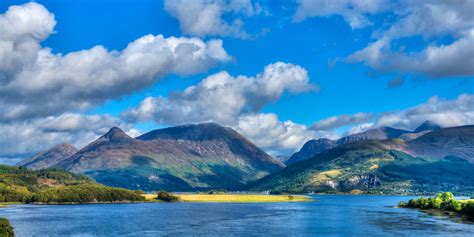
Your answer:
0,202 -> 21,208
367,157 -> 393,163
142,194 -> 158,201
350,189 -> 364,195
311,169 -> 342,184
369,164 -> 379,170
142,194 -> 312,203
37,178 -> 63,187
459,199 -> 474,204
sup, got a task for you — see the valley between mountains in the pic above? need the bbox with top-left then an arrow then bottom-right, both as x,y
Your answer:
17,121 -> 474,195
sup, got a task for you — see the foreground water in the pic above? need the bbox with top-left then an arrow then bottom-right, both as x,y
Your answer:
1,195 -> 473,236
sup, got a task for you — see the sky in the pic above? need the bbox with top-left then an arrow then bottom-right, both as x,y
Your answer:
0,0 -> 473,163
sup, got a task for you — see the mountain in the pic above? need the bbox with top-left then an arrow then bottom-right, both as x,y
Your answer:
30,123 -> 283,191
405,125 -> 474,162
337,127 -> 409,144
249,125 -> 474,194
287,121 -> 443,165
17,143 -> 77,170
414,120 -> 442,133
286,139 -> 337,165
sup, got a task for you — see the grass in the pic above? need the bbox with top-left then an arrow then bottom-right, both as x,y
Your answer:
142,193 -> 313,203
311,169 -> 342,184
0,202 -> 21,208
459,199 -> 474,204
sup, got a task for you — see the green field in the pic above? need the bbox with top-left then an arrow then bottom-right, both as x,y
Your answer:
143,193 -> 313,203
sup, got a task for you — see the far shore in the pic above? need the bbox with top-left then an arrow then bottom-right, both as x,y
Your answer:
143,193 -> 313,203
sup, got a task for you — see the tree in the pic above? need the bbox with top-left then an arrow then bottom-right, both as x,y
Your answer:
430,197 -> 443,209
156,191 -> 180,202
0,217 -> 14,237
436,192 -> 454,202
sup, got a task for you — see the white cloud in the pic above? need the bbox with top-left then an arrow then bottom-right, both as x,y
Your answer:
348,30 -> 474,77
347,122 -> 375,135
0,113 -> 140,160
235,113 -> 336,155
293,0 -> 390,28
122,61 -> 319,154
0,2 -> 231,121
375,94 -> 474,130
123,62 -> 317,125
311,112 -> 372,131
164,0 -> 263,38
307,94 -> 474,137
345,0 -> 474,78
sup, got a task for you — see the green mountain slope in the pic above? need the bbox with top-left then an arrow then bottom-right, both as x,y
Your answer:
248,140 -> 474,195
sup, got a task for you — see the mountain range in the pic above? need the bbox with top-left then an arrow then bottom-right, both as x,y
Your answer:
249,124 -> 474,194
19,123 -> 283,191
18,121 -> 474,194
285,120 -> 442,165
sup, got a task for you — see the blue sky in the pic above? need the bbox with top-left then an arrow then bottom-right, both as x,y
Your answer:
0,0 -> 473,161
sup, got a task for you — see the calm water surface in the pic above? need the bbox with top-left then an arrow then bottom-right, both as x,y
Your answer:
1,195 -> 473,236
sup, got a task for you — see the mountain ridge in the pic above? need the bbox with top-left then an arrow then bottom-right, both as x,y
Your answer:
286,120 -> 444,165
20,123 -> 284,191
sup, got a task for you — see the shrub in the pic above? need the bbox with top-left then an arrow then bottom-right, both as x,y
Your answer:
448,200 -> 464,212
462,201 -> 474,217
156,191 -> 180,202
436,192 -> 454,202
0,217 -> 14,237
430,197 -> 443,209
398,201 -> 407,207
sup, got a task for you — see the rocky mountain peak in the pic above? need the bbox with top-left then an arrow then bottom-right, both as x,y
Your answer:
414,120 -> 442,133
100,127 -> 131,141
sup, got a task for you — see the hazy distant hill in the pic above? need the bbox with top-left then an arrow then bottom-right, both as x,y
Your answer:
17,143 -> 77,170
286,121 -> 443,165
21,123 -> 284,191
249,125 -> 474,194
286,139 -> 337,165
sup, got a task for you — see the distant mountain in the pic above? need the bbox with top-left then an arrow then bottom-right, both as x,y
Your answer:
26,123 -> 284,191
287,121 -> 443,165
405,125 -> 474,162
274,155 -> 291,163
286,139 -> 337,165
249,125 -> 474,194
17,143 -> 77,170
414,120 -> 442,133
337,127 -> 409,144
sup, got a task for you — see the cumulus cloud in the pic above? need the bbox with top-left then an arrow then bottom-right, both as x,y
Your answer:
0,113 -> 140,161
311,112 -> 372,131
294,0 -> 390,28
164,0 -> 264,38
348,31 -> 474,77
347,122 -> 375,135
122,61 -> 320,153
375,94 -> 474,130
123,62 -> 317,125
235,113 -> 336,155
0,2 -> 231,121
345,0 -> 474,78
